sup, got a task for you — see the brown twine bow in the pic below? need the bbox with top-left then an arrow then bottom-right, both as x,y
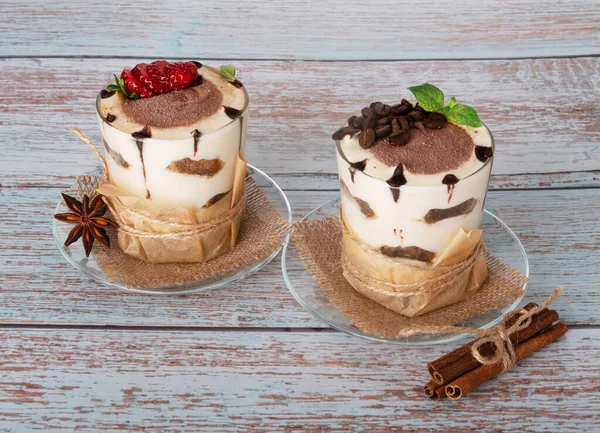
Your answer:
469,286 -> 562,372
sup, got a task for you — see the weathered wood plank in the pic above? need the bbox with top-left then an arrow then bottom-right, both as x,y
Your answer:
1,57 -> 599,189
1,186 -> 598,327
0,328 -> 596,432
1,0 -> 599,59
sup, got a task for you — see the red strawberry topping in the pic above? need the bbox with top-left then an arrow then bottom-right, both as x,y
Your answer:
120,60 -> 200,99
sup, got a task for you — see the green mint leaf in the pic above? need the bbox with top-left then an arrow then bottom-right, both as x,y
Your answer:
446,97 -> 457,108
444,103 -> 482,127
407,83 -> 444,112
220,65 -> 236,81
129,92 -> 139,100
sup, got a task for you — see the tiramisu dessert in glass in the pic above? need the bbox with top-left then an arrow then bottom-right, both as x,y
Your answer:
333,84 -> 494,317
96,61 -> 248,262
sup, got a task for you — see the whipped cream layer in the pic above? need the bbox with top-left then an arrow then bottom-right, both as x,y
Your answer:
97,63 -> 248,209
335,109 -> 493,261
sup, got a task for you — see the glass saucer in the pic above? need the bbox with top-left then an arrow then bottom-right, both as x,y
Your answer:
281,198 -> 529,345
53,165 -> 291,295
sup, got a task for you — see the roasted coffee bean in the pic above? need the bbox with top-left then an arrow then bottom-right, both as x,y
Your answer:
332,126 -> 359,140
398,116 -> 412,130
370,101 -> 382,110
401,99 -> 413,110
389,129 -> 411,146
413,104 -> 426,113
381,104 -> 392,116
375,124 -> 392,138
377,117 -> 391,126
424,112 -> 447,129
372,102 -> 385,114
391,104 -> 409,115
413,121 -> 425,130
358,128 -> 376,148
347,115 -> 357,127
363,116 -> 377,130
391,118 -> 401,132
361,107 -> 376,118
351,115 -> 365,129
408,110 -> 425,121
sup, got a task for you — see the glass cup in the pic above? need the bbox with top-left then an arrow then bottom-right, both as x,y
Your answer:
96,86 -> 249,210
335,124 -> 494,315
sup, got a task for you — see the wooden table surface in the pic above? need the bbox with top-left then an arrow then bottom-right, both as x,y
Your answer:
1,1 -> 599,431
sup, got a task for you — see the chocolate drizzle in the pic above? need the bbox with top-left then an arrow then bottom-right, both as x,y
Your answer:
387,163 -> 407,187
224,106 -> 242,119
190,61 -> 203,68
192,129 -> 202,156
132,125 -> 152,200
100,89 -> 115,99
442,174 -> 459,203
475,145 -> 494,163
349,168 -> 356,183
390,187 -> 400,203
105,113 -> 116,123
230,79 -> 244,89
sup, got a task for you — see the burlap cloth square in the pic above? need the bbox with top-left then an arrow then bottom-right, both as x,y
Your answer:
68,174 -> 290,289
291,215 -> 529,339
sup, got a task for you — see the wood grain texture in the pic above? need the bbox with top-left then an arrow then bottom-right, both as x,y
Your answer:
1,186 -> 598,327
1,0 -> 599,59
0,328 -> 596,432
1,57 -> 599,189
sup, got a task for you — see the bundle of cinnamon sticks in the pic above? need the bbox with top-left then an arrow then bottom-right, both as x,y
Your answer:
424,302 -> 568,401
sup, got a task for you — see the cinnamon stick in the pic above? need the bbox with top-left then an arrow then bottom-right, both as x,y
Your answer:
427,302 -> 538,381
424,379 -> 447,401
432,308 -> 559,385
445,322 -> 568,400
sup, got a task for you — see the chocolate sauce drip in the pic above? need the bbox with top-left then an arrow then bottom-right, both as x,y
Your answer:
132,126 -> 151,199
230,79 -> 243,88
349,167 -> 356,183
100,89 -> 116,99
386,163 -> 407,187
192,129 -> 202,156
475,145 -> 494,163
132,125 -> 152,139
224,106 -> 242,119
390,187 -> 400,203
105,113 -> 116,123
190,61 -> 203,68
442,174 -> 459,203
350,159 -> 367,172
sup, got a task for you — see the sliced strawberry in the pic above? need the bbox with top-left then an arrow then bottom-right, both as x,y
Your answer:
117,61 -> 200,99
120,69 -> 152,98
132,63 -> 170,95
165,62 -> 200,90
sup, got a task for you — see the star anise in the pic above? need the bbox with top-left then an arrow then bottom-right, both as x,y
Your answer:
54,193 -> 117,257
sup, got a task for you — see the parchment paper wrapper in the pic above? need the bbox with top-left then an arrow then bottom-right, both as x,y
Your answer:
341,215 -> 489,317
291,215 -> 528,339
68,172 -> 290,289
97,154 -> 248,263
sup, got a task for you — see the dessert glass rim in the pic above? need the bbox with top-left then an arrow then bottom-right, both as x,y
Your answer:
335,121 -> 495,189
95,81 -> 250,139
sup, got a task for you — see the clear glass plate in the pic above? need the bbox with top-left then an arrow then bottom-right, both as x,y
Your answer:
53,165 -> 292,295
281,198 -> 529,345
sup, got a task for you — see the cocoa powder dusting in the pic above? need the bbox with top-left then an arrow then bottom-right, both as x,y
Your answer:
370,124 -> 474,174
121,80 -> 223,128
